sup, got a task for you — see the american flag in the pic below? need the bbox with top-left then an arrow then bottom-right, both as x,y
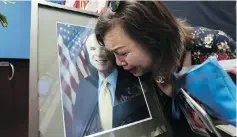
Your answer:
57,23 -> 93,137
47,0 -> 107,14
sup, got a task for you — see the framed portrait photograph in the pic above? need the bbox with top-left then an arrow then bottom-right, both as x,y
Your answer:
56,22 -> 154,137
29,1 -> 173,137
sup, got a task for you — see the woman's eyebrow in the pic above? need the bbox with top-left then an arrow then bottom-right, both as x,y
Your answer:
110,46 -> 122,52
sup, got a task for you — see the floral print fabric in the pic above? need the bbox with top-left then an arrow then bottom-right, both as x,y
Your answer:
191,27 -> 236,64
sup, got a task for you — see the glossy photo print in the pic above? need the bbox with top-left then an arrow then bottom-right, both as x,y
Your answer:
56,22 -> 151,137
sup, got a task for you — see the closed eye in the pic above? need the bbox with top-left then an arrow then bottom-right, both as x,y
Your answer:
119,52 -> 128,56
111,47 -> 129,57
115,51 -> 128,57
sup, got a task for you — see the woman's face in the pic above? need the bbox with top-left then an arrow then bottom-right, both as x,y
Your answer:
104,24 -> 153,77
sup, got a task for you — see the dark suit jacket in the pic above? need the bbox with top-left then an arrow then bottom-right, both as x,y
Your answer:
72,68 -> 150,137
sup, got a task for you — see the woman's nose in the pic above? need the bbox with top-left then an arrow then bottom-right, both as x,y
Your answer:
115,55 -> 125,66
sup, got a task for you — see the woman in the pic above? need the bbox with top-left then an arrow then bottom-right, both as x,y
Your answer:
95,1 -> 236,137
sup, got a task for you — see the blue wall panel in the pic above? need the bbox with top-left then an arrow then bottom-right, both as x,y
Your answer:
164,1 -> 236,41
0,1 -> 31,59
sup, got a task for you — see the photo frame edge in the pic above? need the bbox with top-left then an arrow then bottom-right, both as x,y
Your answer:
38,0 -> 100,18
29,1 -> 100,137
29,1 -> 39,137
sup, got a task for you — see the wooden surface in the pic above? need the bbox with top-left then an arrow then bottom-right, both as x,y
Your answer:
0,59 -> 29,137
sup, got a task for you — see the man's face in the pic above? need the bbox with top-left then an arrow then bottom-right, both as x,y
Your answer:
86,34 -> 115,73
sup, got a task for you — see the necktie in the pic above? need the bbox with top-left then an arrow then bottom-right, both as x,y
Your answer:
99,79 -> 113,130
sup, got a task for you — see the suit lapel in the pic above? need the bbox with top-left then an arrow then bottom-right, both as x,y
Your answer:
114,68 -> 139,106
114,69 -> 125,106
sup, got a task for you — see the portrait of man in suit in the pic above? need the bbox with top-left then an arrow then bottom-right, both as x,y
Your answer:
72,33 -> 150,137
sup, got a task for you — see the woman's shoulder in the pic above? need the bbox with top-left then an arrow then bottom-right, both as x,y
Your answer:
191,27 -> 223,48
190,26 -> 236,64
191,26 -> 235,48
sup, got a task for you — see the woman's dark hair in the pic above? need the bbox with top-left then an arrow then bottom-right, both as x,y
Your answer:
95,1 -> 193,78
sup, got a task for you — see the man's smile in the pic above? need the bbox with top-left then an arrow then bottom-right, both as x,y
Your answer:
95,59 -> 108,63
